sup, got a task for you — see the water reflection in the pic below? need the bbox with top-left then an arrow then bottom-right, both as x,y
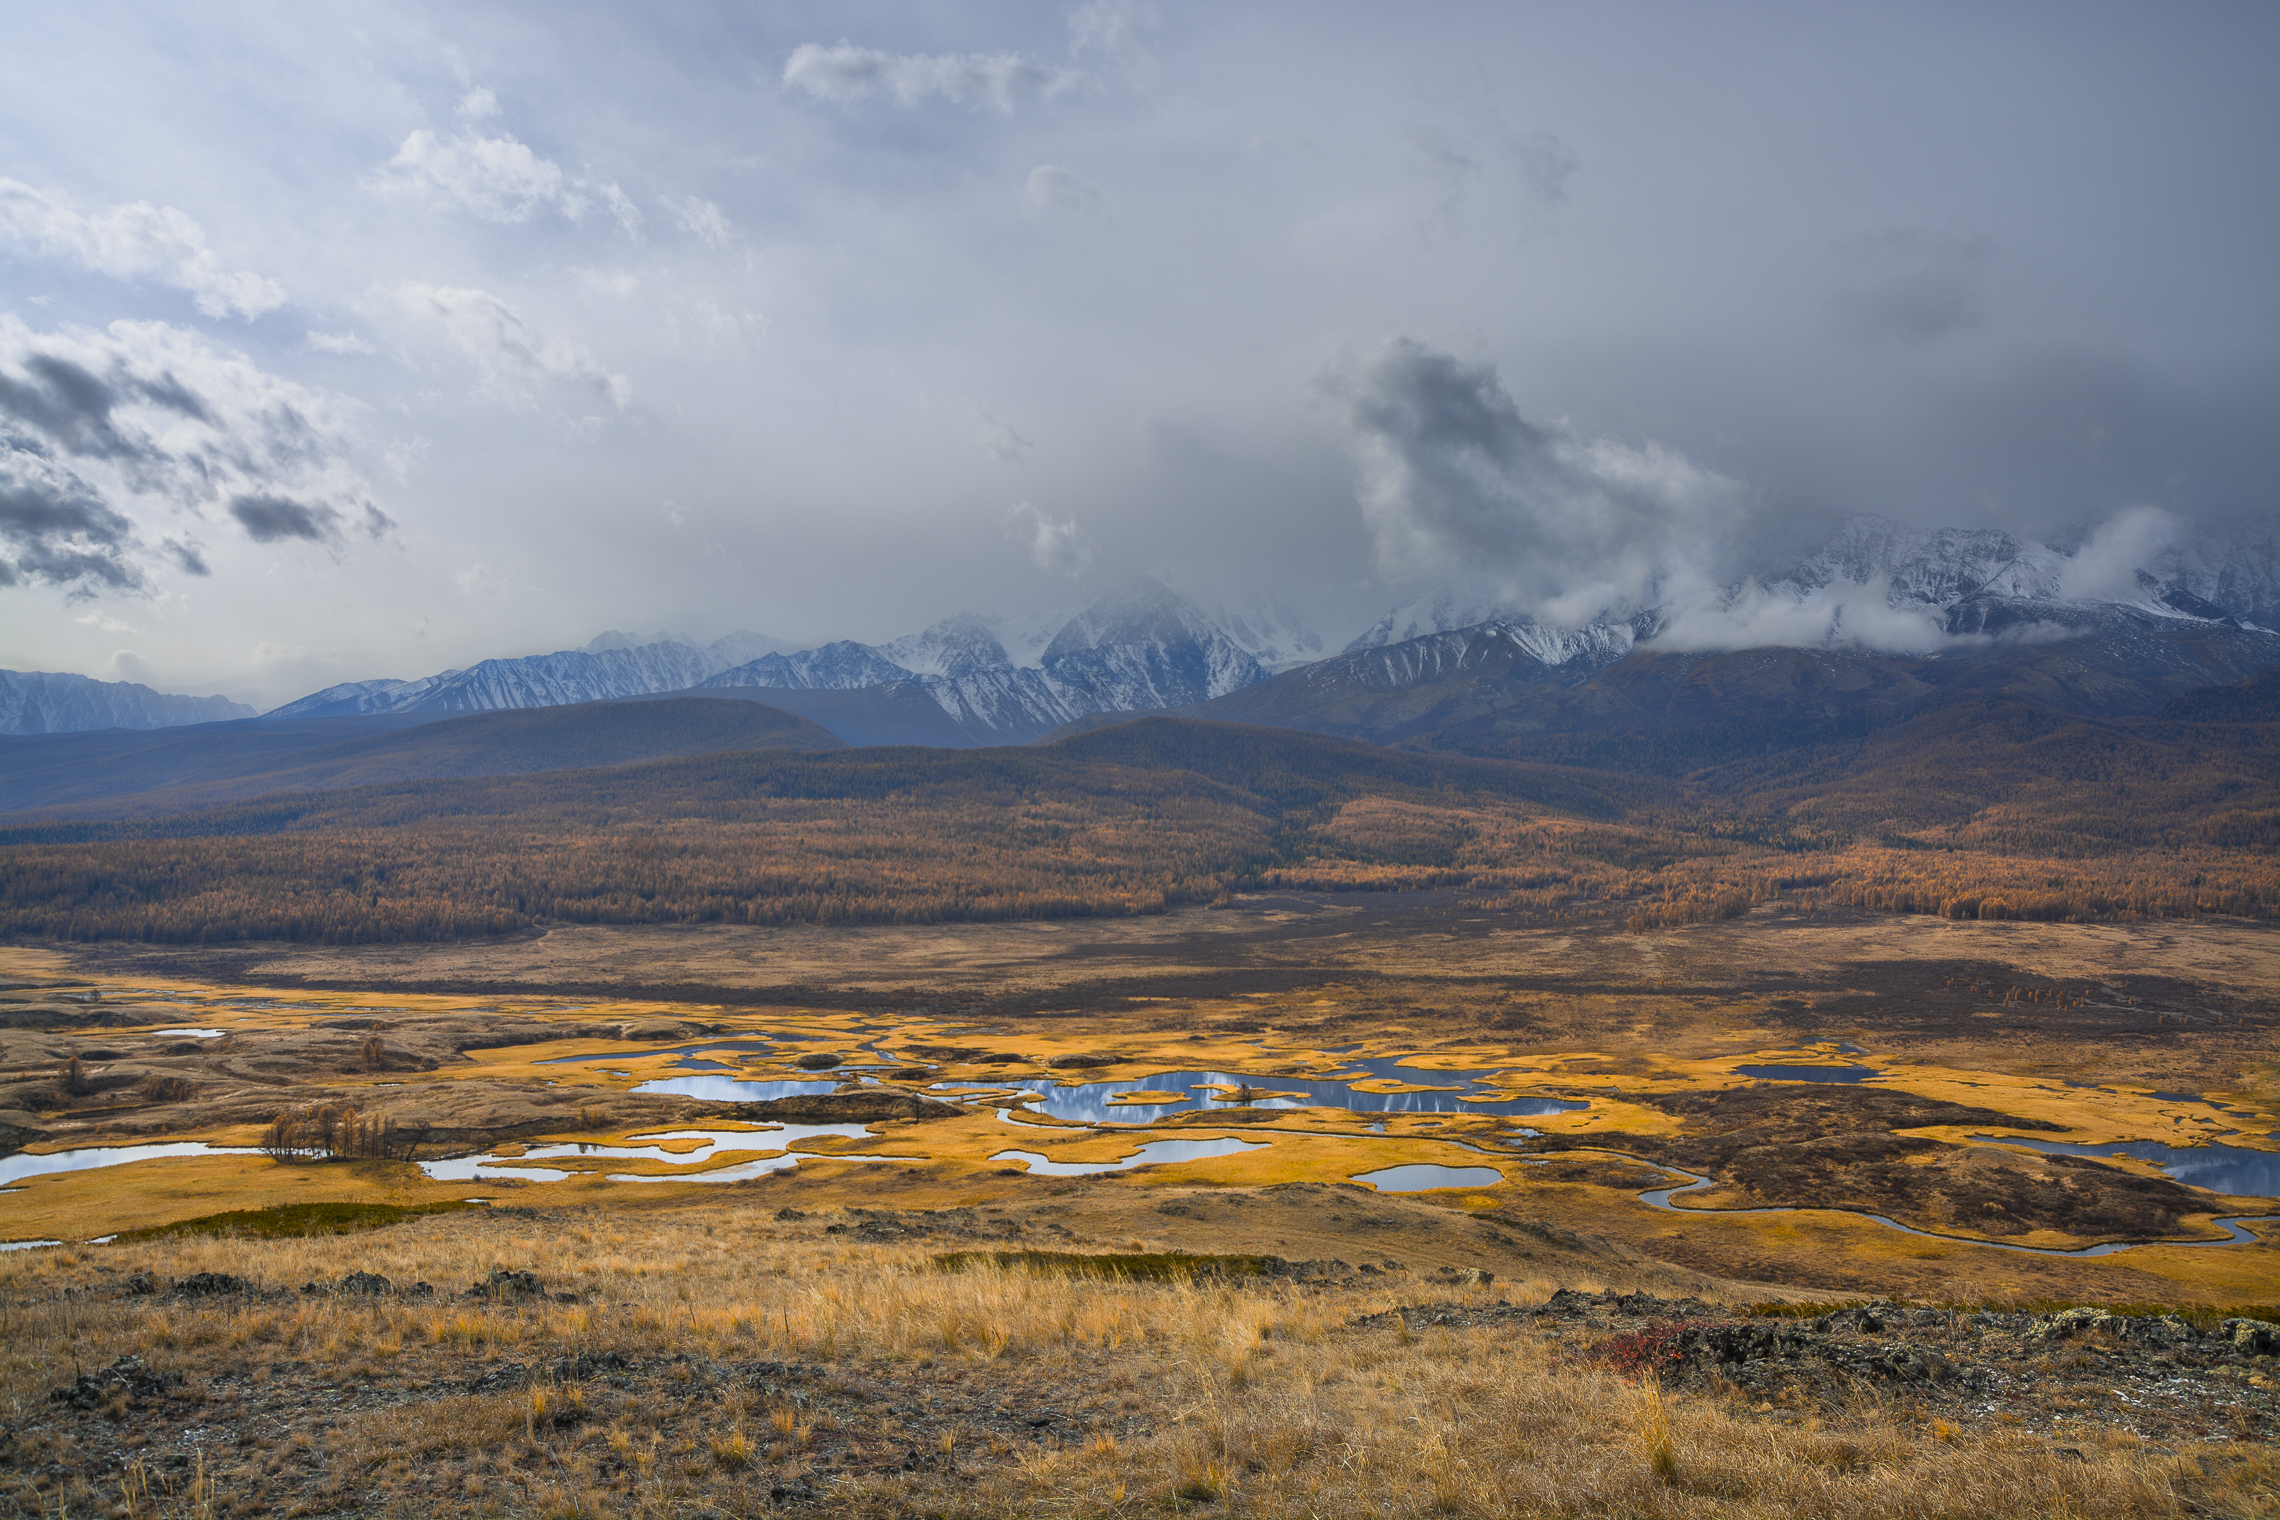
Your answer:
0,1141 -> 265,1187
629,1076 -> 847,1102
989,1137 -> 1268,1177
945,1057 -> 1588,1125
1638,1162 -> 2276,1257
417,1125 -> 873,1183
1967,1135 -> 2280,1198
1352,1163 -> 1503,1193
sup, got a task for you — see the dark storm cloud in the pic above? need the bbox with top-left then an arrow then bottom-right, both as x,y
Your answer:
0,436 -> 144,591
162,537 -> 211,575
1324,339 -> 1743,618
229,493 -> 340,543
0,316 -> 377,595
0,354 -> 138,460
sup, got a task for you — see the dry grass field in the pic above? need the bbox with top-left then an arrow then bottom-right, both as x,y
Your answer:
4,1195 -> 2276,1519
2,901 -> 2274,1516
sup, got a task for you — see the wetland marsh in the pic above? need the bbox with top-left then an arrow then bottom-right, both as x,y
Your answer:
2,900 -> 2274,1515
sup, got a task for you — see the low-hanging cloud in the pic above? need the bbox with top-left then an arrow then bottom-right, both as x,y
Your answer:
1326,337 -> 1745,624
394,284 -> 631,410
1006,502 -> 1091,576
2058,504 -> 2178,604
0,315 -> 380,592
783,42 -> 1076,112
0,178 -> 286,320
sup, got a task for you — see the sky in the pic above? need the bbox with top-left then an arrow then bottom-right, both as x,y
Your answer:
0,1 -> 2272,707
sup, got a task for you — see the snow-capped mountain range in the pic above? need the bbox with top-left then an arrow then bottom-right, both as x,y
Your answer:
264,581 -> 1282,744
0,671 -> 253,735
7,516 -> 2273,740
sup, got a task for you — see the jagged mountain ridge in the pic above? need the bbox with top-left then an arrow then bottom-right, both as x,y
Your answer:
1349,514 -> 2276,656
0,671 -> 254,736
702,582 -> 1269,743
263,581 -> 1287,744
1059,515 -> 2279,756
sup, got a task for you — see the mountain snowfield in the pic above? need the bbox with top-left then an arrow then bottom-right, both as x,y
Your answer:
4,517 -> 2274,738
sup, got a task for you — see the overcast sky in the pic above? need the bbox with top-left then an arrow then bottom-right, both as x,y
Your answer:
2,1 -> 2272,706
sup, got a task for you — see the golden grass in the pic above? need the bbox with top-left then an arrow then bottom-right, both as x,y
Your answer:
4,1205 -> 2268,1519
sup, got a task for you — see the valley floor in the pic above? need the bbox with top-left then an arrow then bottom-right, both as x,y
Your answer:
1,902 -> 2275,1514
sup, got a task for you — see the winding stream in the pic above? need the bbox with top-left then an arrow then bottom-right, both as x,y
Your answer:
1631,1159 -> 2276,1258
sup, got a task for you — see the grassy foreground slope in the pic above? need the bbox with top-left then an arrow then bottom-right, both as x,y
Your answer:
0,694 -> 2271,943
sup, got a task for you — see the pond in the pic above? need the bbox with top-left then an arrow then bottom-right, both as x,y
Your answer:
416,1126 -> 876,1183
988,1137 -> 1268,1177
1636,1161 -> 2275,1257
1734,1065 -> 1880,1084
944,1057 -> 1589,1125
0,1140 -> 266,1188
1351,1163 -> 1504,1193
1967,1135 -> 2280,1198
629,1076 -> 849,1102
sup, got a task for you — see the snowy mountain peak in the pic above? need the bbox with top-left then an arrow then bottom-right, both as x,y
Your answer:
1766,516 -> 2068,607
0,670 -> 255,735
880,614 -> 1015,677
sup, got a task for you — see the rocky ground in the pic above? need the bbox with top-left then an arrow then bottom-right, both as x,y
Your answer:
1364,1288 -> 2280,1448
5,1207 -> 2275,1517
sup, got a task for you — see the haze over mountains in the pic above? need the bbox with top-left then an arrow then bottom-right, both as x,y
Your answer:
7,512 -> 2271,751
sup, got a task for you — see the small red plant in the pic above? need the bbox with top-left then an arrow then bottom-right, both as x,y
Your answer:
1582,1321 -> 1727,1381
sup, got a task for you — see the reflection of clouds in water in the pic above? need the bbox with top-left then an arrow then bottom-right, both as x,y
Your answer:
0,1140 -> 264,1186
1965,1136 -> 2280,1199
954,1060 -> 1588,1124
990,1137 -> 1269,1177
417,1125 -> 871,1182
1352,1163 -> 1503,1193
629,1076 -> 844,1102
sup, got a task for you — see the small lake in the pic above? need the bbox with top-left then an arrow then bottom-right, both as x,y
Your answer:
1351,1163 -> 1503,1193
1735,1065 -> 1880,1084
417,1126 -> 874,1183
945,1057 -> 1589,1125
1637,1162 -> 2275,1257
989,1137 -> 1267,1177
1967,1135 -> 2280,1198
0,1140 -> 266,1188
629,1076 -> 848,1102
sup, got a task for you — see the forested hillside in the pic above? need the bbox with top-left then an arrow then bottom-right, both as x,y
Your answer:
1,681 -> 2271,944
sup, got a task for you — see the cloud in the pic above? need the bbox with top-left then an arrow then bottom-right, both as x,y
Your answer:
970,405 -> 1032,464
305,330 -> 374,355
0,178 -> 286,319
597,181 -> 644,240
161,536 -> 209,575
783,42 -> 1076,111
1026,165 -> 1103,217
1006,502 -> 1091,575
1325,338 -> 1744,622
1068,0 -> 1164,62
380,127 -> 582,223
668,196 -> 731,247
0,315 -> 375,591
230,493 -> 339,542
458,86 -> 501,120
1831,229 -> 1997,342
1653,575 -> 1949,653
2058,504 -> 2179,603
394,284 -> 631,409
